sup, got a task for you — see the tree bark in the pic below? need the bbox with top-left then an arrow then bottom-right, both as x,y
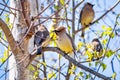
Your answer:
9,0 -> 31,80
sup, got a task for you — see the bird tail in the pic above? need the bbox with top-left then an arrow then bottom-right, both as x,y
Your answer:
81,30 -> 85,37
36,48 -> 42,55
70,52 -> 79,61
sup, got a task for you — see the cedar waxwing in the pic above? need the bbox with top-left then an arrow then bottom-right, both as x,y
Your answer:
91,38 -> 103,59
34,25 -> 49,55
92,38 -> 103,53
79,2 -> 95,37
53,26 -> 76,57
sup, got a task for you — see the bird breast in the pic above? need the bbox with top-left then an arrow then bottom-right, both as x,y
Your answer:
81,7 -> 94,26
56,33 -> 73,54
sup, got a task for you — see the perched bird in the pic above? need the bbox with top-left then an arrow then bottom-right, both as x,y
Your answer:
53,26 -> 77,79
34,25 -> 49,55
52,26 -> 76,57
91,38 -> 103,59
92,38 -> 103,53
79,2 -> 95,37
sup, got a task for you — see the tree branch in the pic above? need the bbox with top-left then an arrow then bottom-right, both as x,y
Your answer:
41,47 -> 111,80
20,0 -> 30,27
0,18 -> 18,54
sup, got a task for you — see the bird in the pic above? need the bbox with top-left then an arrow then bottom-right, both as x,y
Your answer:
52,26 -> 76,57
92,38 -> 103,53
91,38 -> 103,59
34,25 -> 49,55
79,2 -> 95,37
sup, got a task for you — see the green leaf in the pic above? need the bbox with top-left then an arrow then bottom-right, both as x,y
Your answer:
68,26 -> 71,31
118,54 -> 120,59
4,14 -> 9,17
33,70 -> 39,79
101,63 -> 107,71
60,0 -> 65,5
102,39 -> 108,45
70,8 -> 72,12
86,50 -> 93,61
4,14 -> 10,24
102,25 -> 112,31
89,63 -> 92,67
8,23 -> 13,29
75,77 -> 79,80
79,72 -> 83,76
41,62 -> 46,66
106,49 -> 114,58
53,41 -> 57,47
48,71 -> 56,79
109,32 -> 115,38
5,17 -> 10,24
76,42 -> 83,51
0,50 -> 8,63
28,65 -> 35,71
54,5 -> 59,10
95,61 -> 99,67
0,32 -> 1,37
86,74 -> 90,79
112,73 -> 116,79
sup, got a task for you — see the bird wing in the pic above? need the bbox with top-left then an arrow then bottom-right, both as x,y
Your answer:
65,33 -> 76,51
79,6 -> 84,24
34,31 -> 43,47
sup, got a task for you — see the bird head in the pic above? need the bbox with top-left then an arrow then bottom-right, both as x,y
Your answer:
86,2 -> 94,7
38,25 -> 46,31
52,26 -> 66,35
92,38 -> 100,43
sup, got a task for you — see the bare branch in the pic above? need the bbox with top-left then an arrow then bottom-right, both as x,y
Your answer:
0,7 -> 16,15
41,47 -> 111,80
0,0 -> 9,16
34,0 -> 70,27
40,17 -> 72,22
73,0 -> 84,10
0,18 -> 18,54
33,1 -> 55,20
20,0 -> 30,27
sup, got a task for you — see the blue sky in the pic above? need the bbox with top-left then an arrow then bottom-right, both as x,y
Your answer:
0,0 -> 120,80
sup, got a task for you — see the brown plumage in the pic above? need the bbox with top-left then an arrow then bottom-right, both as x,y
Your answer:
53,26 -> 76,58
79,2 -> 95,37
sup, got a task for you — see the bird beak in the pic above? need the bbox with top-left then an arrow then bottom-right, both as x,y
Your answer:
52,30 -> 58,34
52,30 -> 56,32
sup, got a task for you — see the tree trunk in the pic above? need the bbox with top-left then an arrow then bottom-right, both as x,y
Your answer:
9,0 -> 30,80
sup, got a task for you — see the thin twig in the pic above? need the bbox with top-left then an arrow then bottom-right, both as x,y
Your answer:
73,0 -> 84,10
42,47 -> 111,80
0,8 -> 16,15
33,1 -> 55,20
34,0 -> 70,27
42,53 -> 47,79
94,13 -> 120,80
40,17 -> 72,22
49,63 -> 66,80
0,2 -> 21,12
0,0 -> 9,16
34,60 -> 66,77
